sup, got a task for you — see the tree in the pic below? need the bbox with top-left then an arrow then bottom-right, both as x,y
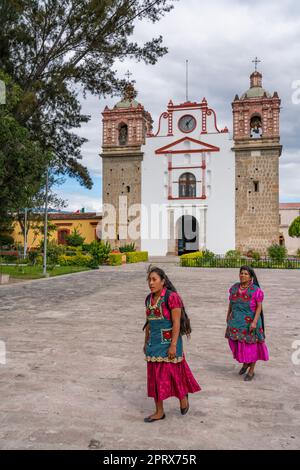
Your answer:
65,227 -> 85,246
288,216 -> 300,238
0,0 -> 174,187
0,70 -> 51,233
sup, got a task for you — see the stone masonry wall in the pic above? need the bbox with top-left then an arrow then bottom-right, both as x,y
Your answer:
102,154 -> 142,250
235,149 -> 280,254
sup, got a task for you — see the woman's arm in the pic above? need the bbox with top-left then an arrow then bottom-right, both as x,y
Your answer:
250,302 -> 262,331
226,303 -> 232,322
143,322 -> 150,354
168,308 -> 181,360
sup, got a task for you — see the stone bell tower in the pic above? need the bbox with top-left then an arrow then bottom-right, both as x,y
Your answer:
101,82 -> 153,250
232,63 -> 282,254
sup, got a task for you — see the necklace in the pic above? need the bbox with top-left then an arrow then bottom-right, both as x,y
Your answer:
239,283 -> 250,290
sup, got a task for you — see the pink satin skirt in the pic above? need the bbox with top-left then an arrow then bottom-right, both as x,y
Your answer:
147,357 -> 201,401
228,339 -> 269,363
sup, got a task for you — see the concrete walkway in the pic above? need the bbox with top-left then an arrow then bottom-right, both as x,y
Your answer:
0,264 -> 299,449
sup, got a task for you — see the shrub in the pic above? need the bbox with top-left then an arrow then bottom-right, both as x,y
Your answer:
202,249 -> 215,260
89,240 -> 111,265
28,250 -> 41,265
267,244 -> 287,262
65,228 -> 85,247
225,249 -> 241,259
297,248 -> 300,258
252,251 -> 261,261
58,253 -> 93,266
180,251 -> 203,259
0,234 -> 14,247
108,253 -> 123,266
125,251 -> 148,263
46,241 -> 67,264
119,243 -> 136,253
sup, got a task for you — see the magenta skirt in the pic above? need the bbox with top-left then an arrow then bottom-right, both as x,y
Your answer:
147,357 -> 201,401
228,339 -> 269,363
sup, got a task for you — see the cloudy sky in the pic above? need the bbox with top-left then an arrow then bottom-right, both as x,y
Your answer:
56,0 -> 300,212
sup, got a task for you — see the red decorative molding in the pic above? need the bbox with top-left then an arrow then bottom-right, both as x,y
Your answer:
206,108 -> 220,133
155,136 -> 220,155
168,196 -> 207,200
154,112 -> 169,137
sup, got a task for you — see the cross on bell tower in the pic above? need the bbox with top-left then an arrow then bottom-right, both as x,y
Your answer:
252,56 -> 261,72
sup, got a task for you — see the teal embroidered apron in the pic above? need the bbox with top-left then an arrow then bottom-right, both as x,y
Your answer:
225,283 -> 265,344
145,293 -> 183,363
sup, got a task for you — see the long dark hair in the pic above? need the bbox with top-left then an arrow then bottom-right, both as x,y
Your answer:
144,265 -> 192,336
239,265 -> 265,332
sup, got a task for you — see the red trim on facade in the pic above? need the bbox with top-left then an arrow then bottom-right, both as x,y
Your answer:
155,136 -> 220,155
206,108 -> 221,133
168,196 -> 207,200
154,112 -> 169,137
169,165 -> 205,170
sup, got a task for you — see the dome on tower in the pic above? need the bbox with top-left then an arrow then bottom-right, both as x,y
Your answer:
241,71 -> 271,99
114,82 -> 140,108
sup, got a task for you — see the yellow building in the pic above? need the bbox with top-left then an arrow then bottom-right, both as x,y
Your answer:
12,212 -> 102,248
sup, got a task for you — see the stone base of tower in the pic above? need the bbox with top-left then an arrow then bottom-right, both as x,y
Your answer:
234,140 -> 281,255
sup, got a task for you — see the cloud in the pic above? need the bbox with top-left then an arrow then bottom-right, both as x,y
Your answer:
64,0 -> 300,209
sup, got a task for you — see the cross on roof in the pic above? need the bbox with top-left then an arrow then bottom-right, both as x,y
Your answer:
125,70 -> 133,81
252,56 -> 261,72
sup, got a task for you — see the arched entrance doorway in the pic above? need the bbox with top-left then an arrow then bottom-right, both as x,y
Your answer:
176,215 -> 199,255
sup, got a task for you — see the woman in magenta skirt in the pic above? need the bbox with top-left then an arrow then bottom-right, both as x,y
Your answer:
143,266 -> 201,422
225,266 -> 269,381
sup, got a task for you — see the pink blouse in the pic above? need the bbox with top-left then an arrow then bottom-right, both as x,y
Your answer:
229,283 -> 264,313
150,287 -> 183,320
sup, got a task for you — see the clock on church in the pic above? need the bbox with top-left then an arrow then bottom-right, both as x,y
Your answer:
178,114 -> 196,133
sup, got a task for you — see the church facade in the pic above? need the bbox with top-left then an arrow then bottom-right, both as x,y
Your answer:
101,69 -> 281,256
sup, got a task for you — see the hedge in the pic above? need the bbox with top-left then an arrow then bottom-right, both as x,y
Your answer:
125,251 -> 148,263
109,253 -> 123,266
58,253 -> 93,266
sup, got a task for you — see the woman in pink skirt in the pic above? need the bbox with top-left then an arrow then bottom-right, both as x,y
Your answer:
143,266 -> 201,422
225,266 -> 269,381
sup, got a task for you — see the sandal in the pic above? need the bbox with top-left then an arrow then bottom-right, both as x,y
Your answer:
239,364 -> 250,375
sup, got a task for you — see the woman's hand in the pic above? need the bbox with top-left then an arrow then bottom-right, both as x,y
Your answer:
250,321 -> 257,332
168,344 -> 176,360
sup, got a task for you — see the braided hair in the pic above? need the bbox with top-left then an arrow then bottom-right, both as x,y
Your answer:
239,265 -> 265,333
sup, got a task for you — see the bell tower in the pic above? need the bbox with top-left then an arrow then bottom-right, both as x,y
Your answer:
101,82 -> 153,249
232,62 -> 282,254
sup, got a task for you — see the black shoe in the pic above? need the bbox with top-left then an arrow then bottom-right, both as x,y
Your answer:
180,394 -> 189,415
144,413 -> 165,423
239,364 -> 249,375
244,372 -> 255,381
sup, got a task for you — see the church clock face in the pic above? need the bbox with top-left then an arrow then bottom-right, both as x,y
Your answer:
178,114 -> 196,133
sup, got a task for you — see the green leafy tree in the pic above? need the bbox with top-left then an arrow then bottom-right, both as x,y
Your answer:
0,70 -> 51,233
288,216 -> 300,238
65,227 -> 85,246
0,0 -> 174,187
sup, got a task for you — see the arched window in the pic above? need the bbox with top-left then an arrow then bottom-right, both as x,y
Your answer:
250,114 -> 262,139
179,172 -> 196,198
118,123 -> 128,145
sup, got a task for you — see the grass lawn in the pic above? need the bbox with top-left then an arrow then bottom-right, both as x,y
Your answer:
0,265 -> 92,280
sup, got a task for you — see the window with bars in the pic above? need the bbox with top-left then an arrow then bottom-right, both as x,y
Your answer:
179,172 -> 196,198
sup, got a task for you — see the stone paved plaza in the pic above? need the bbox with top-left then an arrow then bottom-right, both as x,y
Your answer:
0,263 -> 300,450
